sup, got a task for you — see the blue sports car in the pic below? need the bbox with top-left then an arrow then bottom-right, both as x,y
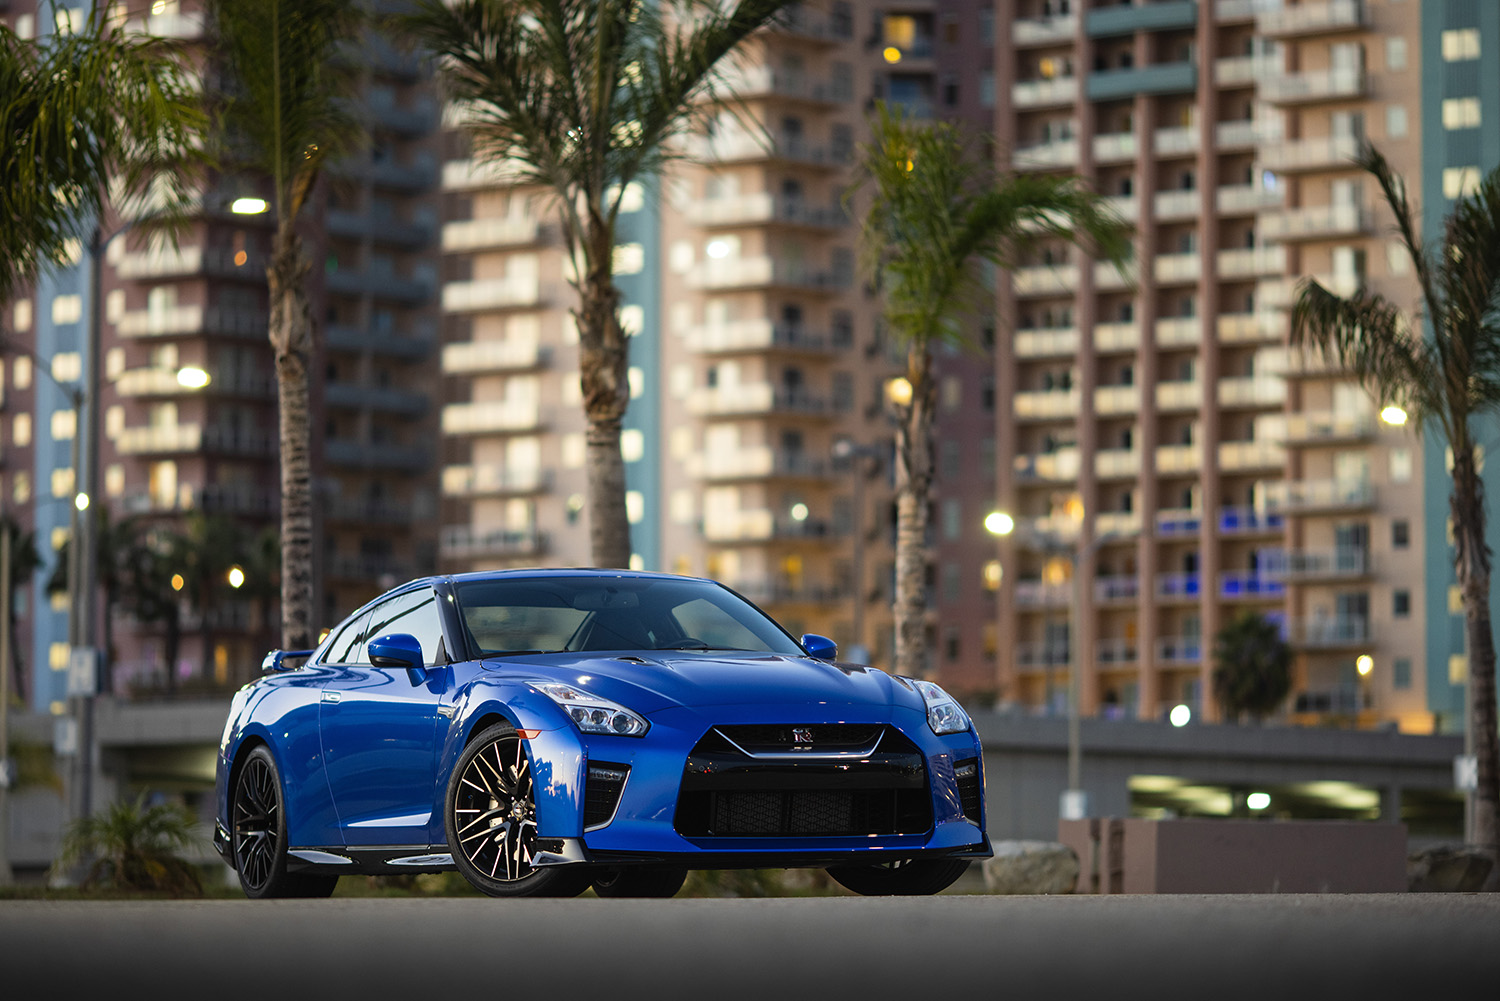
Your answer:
214,570 -> 990,897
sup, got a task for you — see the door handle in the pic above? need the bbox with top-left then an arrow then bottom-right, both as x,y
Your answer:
321,691 -> 342,704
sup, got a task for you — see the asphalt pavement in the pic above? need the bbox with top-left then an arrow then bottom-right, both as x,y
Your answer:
2,894 -> 1496,1001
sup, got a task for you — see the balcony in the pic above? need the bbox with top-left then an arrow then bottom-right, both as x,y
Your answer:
441,216 -> 544,252
1015,388 -> 1080,420
1283,410 -> 1377,445
324,381 -> 428,416
1101,195 -> 1139,223
1156,573 -> 1202,601
1096,512 -> 1142,537
1216,0 -> 1266,21
1086,1 -> 1197,38
1259,135 -> 1362,173
1282,548 -> 1372,581
1215,120 -> 1260,150
688,447 -> 829,482
326,268 -> 433,304
1015,580 -> 1072,608
1155,380 -> 1201,411
727,581 -> 847,606
1012,76 -> 1079,108
688,194 -> 845,228
1258,203 -> 1372,242
685,256 -> 848,293
1013,449 -> 1081,482
1016,641 -> 1070,669
1095,385 -> 1139,417
1013,265 -> 1078,297
441,157 -> 529,191
334,156 -> 438,191
1095,321 -> 1141,352
1155,317 -> 1201,347
1287,616 -> 1371,649
1261,67 -> 1368,104
325,495 -> 426,525
327,210 -> 433,248
1096,260 -> 1136,290
1156,508 -> 1202,535
441,464 -> 549,498
1013,14 -> 1077,46
1013,139 -> 1080,173
325,325 -> 434,360
1096,448 -> 1141,479
1258,0 -> 1368,37
715,65 -> 851,105
369,99 -> 438,135
1219,439 -> 1285,471
686,384 -> 828,419
1154,189 -> 1199,220
1218,312 -> 1286,343
1282,345 -> 1354,378
1093,133 -> 1139,162
1220,571 -> 1285,599
765,6 -> 852,43
702,510 -> 774,543
442,278 -> 546,312
1218,245 -> 1287,279
1096,575 -> 1140,603
1087,62 -> 1197,102
1218,184 -> 1283,215
126,11 -> 205,38
116,367 -> 272,399
1219,506 -> 1285,535
1154,253 -> 1200,284
1156,444 -> 1201,474
1097,639 -> 1138,666
442,340 -> 548,374
441,401 -> 545,435
686,320 -> 832,355
677,132 -> 849,169
1262,478 -> 1374,514
1154,126 -> 1200,157
1157,637 -> 1203,665
1218,376 -> 1285,408
1215,56 -> 1257,87
1015,327 -> 1079,358
324,440 -> 430,471
112,423 -> 195,455
440,526 -> 546,559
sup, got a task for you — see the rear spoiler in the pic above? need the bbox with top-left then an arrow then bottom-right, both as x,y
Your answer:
261,649 -> 316,674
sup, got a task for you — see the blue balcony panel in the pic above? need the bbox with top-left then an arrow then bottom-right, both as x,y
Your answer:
1086,61 -> 1197,101
1086,0 -> 1198,39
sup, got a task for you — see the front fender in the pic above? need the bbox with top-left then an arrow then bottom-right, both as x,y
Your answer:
434,680 -> 586,844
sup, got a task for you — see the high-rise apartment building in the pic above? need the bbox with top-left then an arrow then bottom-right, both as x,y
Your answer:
1,1 -> 442,710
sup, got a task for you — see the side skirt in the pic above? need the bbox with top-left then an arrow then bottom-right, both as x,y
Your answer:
286,846 -> 456,875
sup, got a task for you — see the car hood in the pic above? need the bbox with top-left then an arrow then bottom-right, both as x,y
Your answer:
482,651 -> 919,715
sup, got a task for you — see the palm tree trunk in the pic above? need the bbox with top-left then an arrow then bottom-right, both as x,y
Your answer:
576,225 -> 632,570
893,347 -> 935,677
267,223 -> 316,650
1452,449 -> 1500,865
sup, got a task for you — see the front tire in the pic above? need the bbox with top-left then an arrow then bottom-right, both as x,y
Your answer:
826,858 -> 970,896
447,723 -> 592,898
231,745 -> 338,899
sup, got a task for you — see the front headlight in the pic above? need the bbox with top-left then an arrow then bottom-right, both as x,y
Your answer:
910,679 -> 971,735
536,683 -> 650,737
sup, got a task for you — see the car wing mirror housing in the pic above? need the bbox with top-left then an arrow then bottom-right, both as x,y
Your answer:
801,633 -> 837,661
367,633 -> 427,682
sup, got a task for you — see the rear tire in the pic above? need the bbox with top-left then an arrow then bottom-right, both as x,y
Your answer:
231,745 -> 338,899
447,722 -> 592,898
590,866 -> 688,898
826,858 -> 969,896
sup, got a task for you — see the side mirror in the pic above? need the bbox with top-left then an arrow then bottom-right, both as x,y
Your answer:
801,634 -> 837,661
368,633 -> 425,680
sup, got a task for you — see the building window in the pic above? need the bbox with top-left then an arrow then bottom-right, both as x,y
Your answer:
1386,37 -> 1406,71
942,563 -> 961,604
944,626 -> 960,663
1393,658 -> 1412,690
1390,448 -> 1412,482
942,499 -> 961,541
51,294 -> 82,325
1442,97 -> 1481,130
1442,28 -> 1481,62
1394,590 -> 1411,617
1392,519 -> 1410,549
1443,166 -> 1481,199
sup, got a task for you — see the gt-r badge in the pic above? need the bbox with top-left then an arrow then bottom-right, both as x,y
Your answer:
792,727 -> 814,743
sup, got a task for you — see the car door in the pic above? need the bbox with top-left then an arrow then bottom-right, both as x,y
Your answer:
319,586 -> 447,847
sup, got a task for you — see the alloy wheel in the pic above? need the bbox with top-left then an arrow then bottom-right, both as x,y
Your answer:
453,733 -> 538,882
233,755 -> 280,892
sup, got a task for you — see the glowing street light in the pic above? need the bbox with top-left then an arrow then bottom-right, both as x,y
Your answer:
1247,792 -> 1271,811
227,566 -> 246,589
1356,654 -> 1374,677
176,366 -> 211,389
882,46 -> 902,64
1380,405 -> 1408,427
984,511 -> 1015,537
230,196 -> 269,216
1170,704 -> 1192,727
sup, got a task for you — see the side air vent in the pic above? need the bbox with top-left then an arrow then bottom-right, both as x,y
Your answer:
954,759 -> 982,821
584,762 -> 630,830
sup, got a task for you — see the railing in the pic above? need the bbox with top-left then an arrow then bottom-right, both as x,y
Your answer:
440,216 -> 543,252
1014,327 -> 1079,357
1219,571 -> 1285,598
441,465 -> 549,497
441,401 -> 545,434
442,340 -> 547,374
1156,573 -> 1202,599
1282,548 -> 1371,578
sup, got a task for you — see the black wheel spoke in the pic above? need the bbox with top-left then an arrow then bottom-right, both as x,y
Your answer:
453,733 -> 539,884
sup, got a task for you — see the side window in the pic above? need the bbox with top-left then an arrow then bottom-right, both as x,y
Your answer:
326,609 -> 373,665
366,587 -> 447,666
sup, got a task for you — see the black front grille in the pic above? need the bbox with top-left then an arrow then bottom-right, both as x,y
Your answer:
715,723 -> 885,754
584,762 -> 629,829
675,725 -> 932,838
954,758 -> 982,820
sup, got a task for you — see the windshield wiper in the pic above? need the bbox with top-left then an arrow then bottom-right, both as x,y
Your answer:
654,641 -> 752,651
484,649 -> 558,658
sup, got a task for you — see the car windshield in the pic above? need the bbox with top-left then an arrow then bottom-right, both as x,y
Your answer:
453,576 -> 805,657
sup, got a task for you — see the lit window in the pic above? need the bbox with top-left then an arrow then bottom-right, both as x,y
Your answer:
620,429 -> 644,462
51,294 -> 82,325
50,642 -> 70,670
13,413 -> 31,447
612,242 -> 645,275
1442,28 -> 1480,62
1443,166 -> 1481,199
52,352 -> 81,382
51,466 -> 75,498
626,490 -> 645,525
51,410 -> 76,441
1442,97 -> 1481,130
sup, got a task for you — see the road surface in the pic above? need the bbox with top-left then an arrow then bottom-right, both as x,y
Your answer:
2,894 -> 1495,1001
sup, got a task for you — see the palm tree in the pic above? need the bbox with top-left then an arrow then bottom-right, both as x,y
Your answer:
124,529 -> 187,696
403,0 -> 795,569
0,8 -> 205,314
851,105 -> 1129,678
1291,143 -> 1500,866
53,794 -> 203,895
211,0 -> 363,650
1,516 -> 40,707
49,509 -> 144,694
1212,612 -> 1292,723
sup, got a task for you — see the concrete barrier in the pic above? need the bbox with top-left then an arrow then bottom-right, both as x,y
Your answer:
1059,817 -> 1408,893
